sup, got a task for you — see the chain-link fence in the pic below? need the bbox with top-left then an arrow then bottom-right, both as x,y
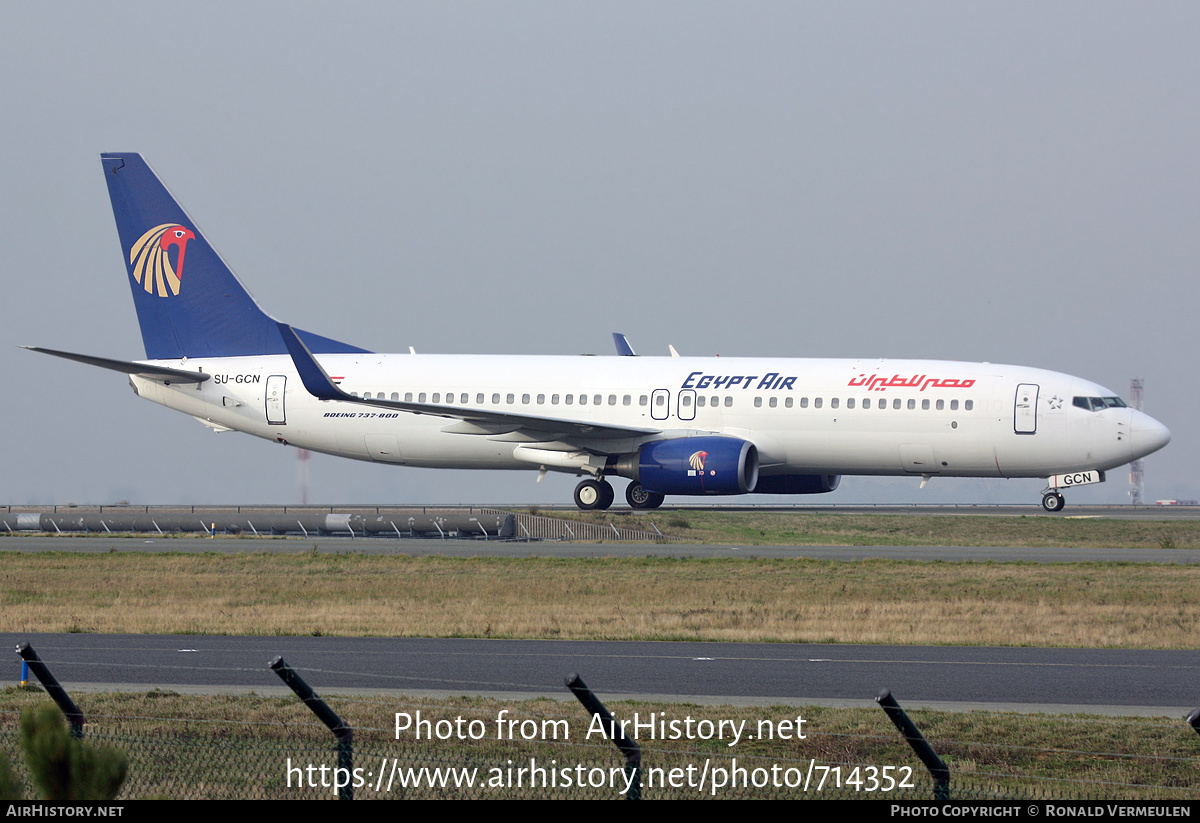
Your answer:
0,725 -> 957,800
4,713 -> 1194,800
5,645 -> 1200,801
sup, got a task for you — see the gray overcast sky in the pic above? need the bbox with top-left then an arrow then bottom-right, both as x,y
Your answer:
2,2 -> 1196,507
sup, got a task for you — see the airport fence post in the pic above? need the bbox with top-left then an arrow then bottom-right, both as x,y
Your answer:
269,656 -> 354,800
15,643 -> 86,738
875,689 -> 949,800
565,673 -> 641,799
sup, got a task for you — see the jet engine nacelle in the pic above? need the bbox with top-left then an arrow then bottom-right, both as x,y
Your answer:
631,436 -> 759,495
753,474 -> 842,495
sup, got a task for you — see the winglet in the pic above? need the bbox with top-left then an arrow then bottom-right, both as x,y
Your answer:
612,332 -> 637,357
277,323 -> 344,401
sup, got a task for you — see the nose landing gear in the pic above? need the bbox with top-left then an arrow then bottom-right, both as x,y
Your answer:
1041,491 -> 1065,512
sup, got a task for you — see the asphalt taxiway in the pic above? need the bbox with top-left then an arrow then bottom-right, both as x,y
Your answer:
5,633 -> 1198,717
3,533 -> 1200,563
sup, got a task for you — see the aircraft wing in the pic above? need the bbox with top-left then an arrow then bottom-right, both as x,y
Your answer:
22,346 -> 211,384
278,324 -> 663,444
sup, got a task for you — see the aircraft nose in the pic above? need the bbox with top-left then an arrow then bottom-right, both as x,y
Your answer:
1130,412 -> 1171,459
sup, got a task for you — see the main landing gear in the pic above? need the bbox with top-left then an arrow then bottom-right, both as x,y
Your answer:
625,482 -> 665,510
1041,491 -> 1065,512
573,478 -> 666,510
574,478 -> 615,510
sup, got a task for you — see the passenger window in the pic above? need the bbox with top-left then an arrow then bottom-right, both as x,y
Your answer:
769,397 -> 778,408
907,399 -> 915,410
830,398 -> 839,409
594,394 -> 602,405
623,395 -> 631,406
846,398 -> 854,409
418,392 -> 426,403
537,394 -> 545,404
964,400 -> 973,411
697,396 -> 706,407
491,393 -> 500,404
950,400 -> 959,411
922,399 -> 929,410
552,394 -> 560,405
814,398 -> 823,409
784,397 -> 793,408
507,393 -> 515,404
800,397 -> 808,408
431,393 -> 440,403
936,399 -> 944,410
405,392 -> 413,402
655,394 -> 665,406
754,397 -> 762,408
609,395 -> 617,405
639,395 -> 648,406
566,395 -> 574,405
476,393 -> 484,404
522,393 -> 530,404
863,398 -> 871,409
724,396 -> 733,407
893,398 -> 901,410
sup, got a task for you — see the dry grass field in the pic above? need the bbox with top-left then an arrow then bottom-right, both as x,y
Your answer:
2,550 -> 1198,647
561,508 -> 1200,548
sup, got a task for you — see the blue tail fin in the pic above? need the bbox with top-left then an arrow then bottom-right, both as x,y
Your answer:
102,153 -> 368,360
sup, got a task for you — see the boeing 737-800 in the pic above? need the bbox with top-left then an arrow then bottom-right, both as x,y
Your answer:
26,154 -> 1171,511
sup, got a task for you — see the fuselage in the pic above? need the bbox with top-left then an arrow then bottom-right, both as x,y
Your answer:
129,352 -> 1170,482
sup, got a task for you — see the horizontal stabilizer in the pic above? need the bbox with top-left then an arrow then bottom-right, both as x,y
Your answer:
22,346 -> 210,383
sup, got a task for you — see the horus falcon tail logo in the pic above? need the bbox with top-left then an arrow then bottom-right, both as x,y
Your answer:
689,450 -> 709,471
130,224 -> 195,297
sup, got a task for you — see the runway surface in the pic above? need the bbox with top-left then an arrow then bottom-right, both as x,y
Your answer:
5,633 -> 1197,717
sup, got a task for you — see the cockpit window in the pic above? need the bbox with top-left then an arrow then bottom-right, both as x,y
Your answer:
1073,396 -> 1128,412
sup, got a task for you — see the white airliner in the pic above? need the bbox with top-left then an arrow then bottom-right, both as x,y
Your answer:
27,153 -> 1171,512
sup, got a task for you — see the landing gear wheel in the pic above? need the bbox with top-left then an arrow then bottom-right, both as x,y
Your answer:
574,479 -> 614,510
1041,491 -> 1065,512
626,482 -> 665,510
